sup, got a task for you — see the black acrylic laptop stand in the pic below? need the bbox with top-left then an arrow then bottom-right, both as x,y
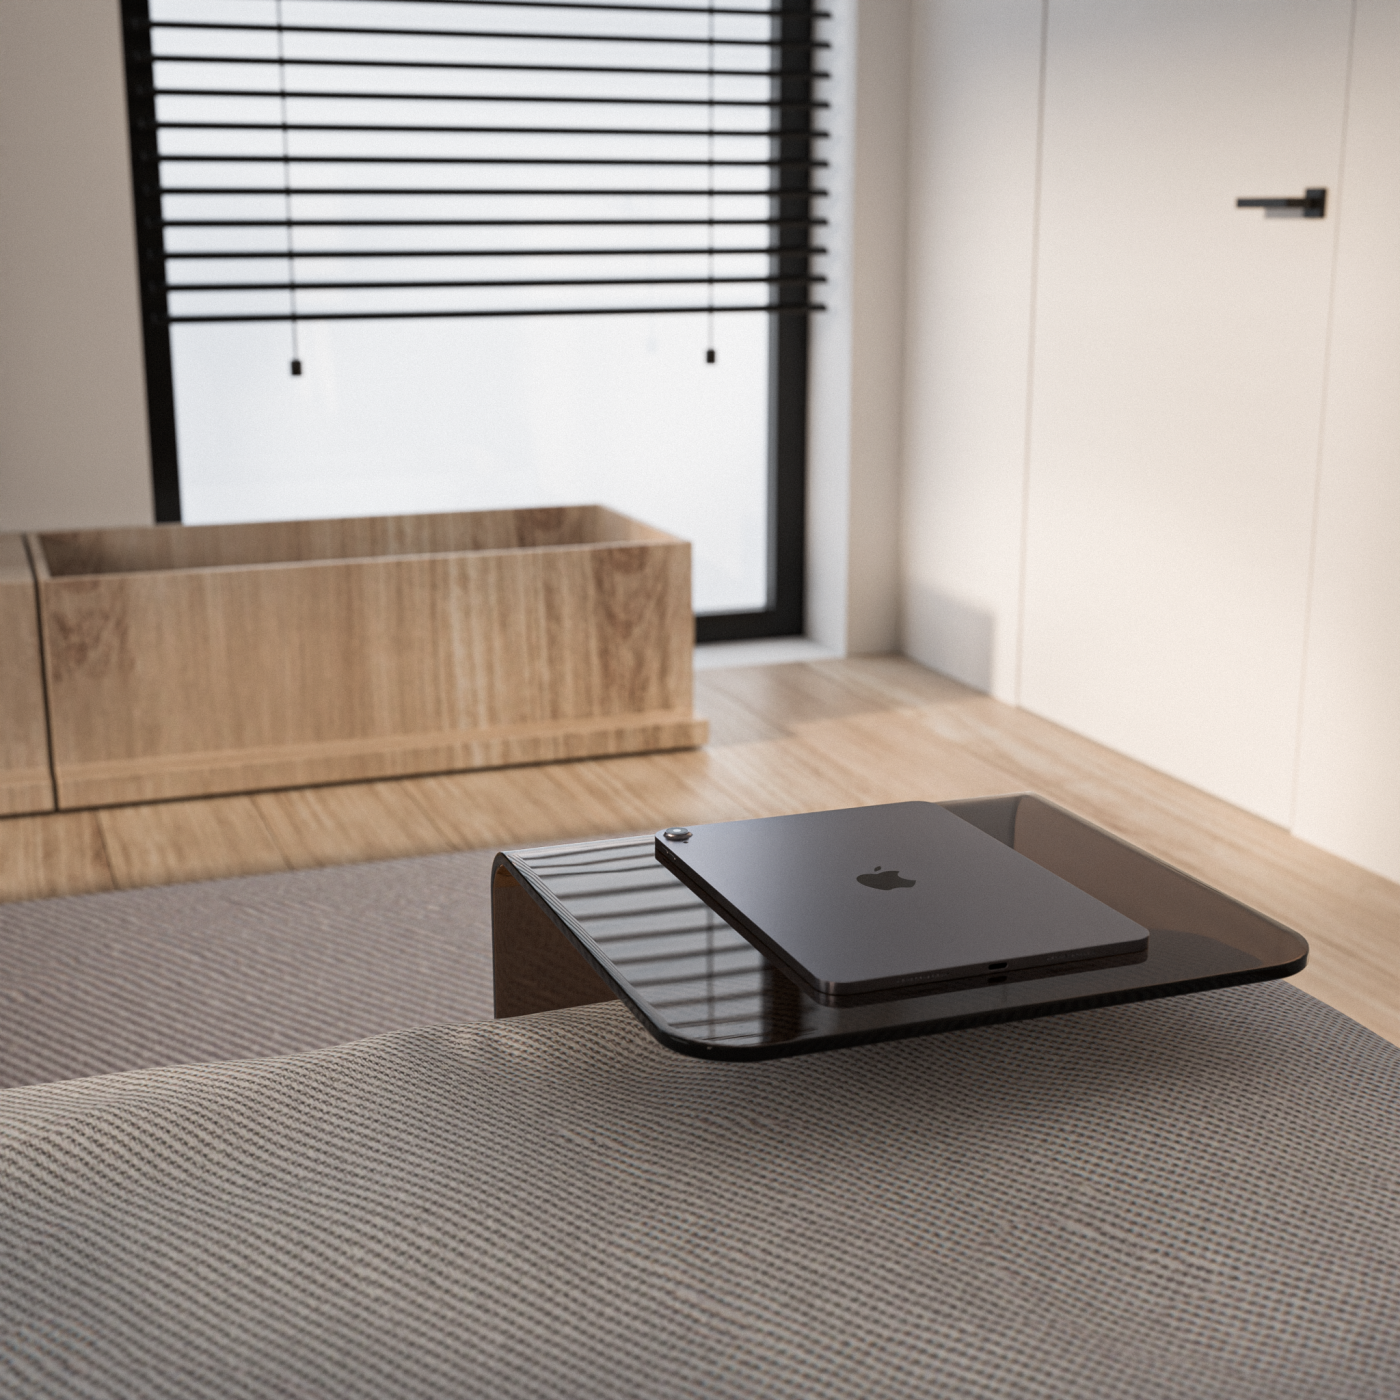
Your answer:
490,794 -> 1308,1061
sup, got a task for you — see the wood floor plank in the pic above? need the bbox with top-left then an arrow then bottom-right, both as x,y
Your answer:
409,759 -> 654,852
97,796 -> 287,889
787,710 -> 1026,806
254,781 -> 456,870
698,654 -> 963,746
544,748 -> 763,832
0,811 -> 113,903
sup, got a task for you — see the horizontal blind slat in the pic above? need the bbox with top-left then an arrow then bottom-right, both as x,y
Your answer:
169,273 -> 826,291
154,123 -> 832,136
145,1 -> 827,16
168,302 -> 826,324
165,244 -> 827,257
149,86 -> 828,106
154,54 -> 828,79
157,155 -> 827,166
163,216 -> 827,226
148,20 -> 828,49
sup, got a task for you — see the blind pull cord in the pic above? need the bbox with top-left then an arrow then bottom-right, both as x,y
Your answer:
705,0 -> 716,364
276,0 -> 303,375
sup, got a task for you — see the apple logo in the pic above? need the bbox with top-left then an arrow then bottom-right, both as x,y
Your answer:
857,865 -> 916,891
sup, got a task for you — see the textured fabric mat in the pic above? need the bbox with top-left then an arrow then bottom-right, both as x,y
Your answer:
1,982 -> 1398,1399
0,852 -> 496,1088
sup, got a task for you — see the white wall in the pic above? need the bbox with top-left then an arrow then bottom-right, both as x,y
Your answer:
900,0 -> 1044,699
807,0 -> 909,656
1293,0 -> 1400,883
0,0 -> 154,532
844,0 -> 910,653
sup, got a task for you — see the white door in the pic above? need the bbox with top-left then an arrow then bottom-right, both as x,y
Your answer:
1020,0 -> 1354,823
1292,0 -> 1400,882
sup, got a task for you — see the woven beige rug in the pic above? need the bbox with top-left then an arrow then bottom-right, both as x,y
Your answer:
0,851 -> 496,1088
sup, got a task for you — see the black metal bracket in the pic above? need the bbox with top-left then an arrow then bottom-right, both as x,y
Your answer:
1236,187 -> 1326,219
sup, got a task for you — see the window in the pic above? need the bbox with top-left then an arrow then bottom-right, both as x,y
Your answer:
121,0 -> 825,637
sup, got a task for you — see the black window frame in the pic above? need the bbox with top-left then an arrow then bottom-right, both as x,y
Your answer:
120,0 -> 818,642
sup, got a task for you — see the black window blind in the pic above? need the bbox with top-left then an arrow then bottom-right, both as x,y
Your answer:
123,0 -> 826,330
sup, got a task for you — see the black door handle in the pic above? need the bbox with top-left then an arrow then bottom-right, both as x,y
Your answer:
1236,187 -> 1326,218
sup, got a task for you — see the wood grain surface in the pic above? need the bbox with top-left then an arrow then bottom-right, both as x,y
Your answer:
96,796 -> 287,889
0,536 -> 54,815
31,507 -> 703,806
37,505 -> 666,576
0,810 -> 110,901
2,653 -> 1397,1047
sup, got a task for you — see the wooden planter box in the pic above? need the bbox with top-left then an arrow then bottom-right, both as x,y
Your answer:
31,506 -> 706,809
0,535 -> 55,815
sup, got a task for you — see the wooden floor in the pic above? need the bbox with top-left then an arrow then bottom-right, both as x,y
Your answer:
4,654 -> 1398,1047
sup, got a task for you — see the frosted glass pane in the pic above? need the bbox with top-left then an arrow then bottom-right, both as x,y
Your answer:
172,311 -> 770,613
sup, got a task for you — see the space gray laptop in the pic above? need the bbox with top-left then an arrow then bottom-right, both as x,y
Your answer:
654,801 -> 1150,1000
